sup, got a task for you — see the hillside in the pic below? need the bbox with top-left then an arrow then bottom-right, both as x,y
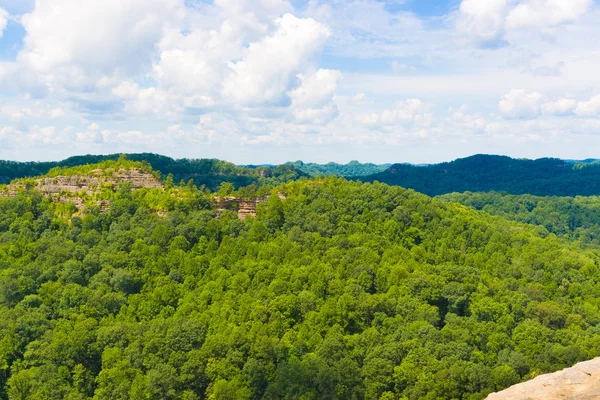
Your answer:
0,153 -> 307,190
287,160 -> 390,177
7,153 -> 600,196
439,192 -> 600,245
2,167 -> 600,399
361,154 -> 600,196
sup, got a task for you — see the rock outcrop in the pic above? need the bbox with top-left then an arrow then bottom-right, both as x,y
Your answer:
215,193 -> 285,220
32,169 -> 162,194
2,168 -> 163,210
215,196 -> 268,220
486,358 -> 600,400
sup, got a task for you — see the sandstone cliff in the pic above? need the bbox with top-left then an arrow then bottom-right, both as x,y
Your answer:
486,358 -> 600,400
2,168 -> 163,210
215,193 -> 285,220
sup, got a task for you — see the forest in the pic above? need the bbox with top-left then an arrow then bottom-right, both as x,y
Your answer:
0,154 -> 306,190
286,161 -> 390,177
439,192 -> 600,245
6,153 -> 600,197
360,154 -> 600,196
2,159 -> 600,399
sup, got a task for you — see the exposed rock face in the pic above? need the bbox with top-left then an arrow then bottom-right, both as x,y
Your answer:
215,194 -> 286,220
2,169 -> 163,210
215,196 -> 268,220
486,358 -> 600,400
32,169 -> 162,194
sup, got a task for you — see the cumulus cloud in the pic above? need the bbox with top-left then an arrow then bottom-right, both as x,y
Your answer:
575,95 -> 600,117
541,98 -> 577,115
8,0 -> 340,130
18,0 -> 185,85
288,69 -> 342,125
358,99 -> 433,130
0,8 -> 8,38
221,14 -> 331,105
506,0 -> 592,29
449,105 -> 487,133
457,0 -> 508,42
4,0 -> 600,160
457,0 -> 593,43
112,82 -> 175,116
499,89 -> 542,118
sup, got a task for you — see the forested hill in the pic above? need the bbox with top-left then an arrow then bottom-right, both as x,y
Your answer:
2,164 -> 600,398
361,154 -> 600,196
7,153 -> 600,196
439,192 -> 600,245
287,160 -> 390,177
0,153 -> 307,190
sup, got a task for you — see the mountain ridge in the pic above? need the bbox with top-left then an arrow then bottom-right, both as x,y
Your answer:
360,154 -> 600,196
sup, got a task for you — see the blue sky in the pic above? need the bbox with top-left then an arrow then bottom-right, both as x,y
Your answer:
1,0 -> 600,164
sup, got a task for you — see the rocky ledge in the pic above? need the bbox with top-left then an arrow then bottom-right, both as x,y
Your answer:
215,193 -> 286,220
486,358 -> 600,400
2,168 -> 163,210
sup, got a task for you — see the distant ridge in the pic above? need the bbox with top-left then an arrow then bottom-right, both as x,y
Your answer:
4,153 -> 600,197
360,154 -> 600,197
0,153 -> 307,190
286,160 -> 391,177
564,158 -> 600,164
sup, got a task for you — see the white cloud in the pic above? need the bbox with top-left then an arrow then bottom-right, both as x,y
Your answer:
506,0 -> 593,29
0,8 -> 8,38
449,105 -> 487,133
575,95 -> 600,117
221,13 -> 331,105
352,93 -> 367,104
499,89 -> 542,118
288,69 -> 342,125
27,126 -> 60,145
215,0 -> 292,22
541,97 -> 577,115
391,62 -> 416,74
457,0 -> 508,42
5,0 -> 340,131
4,0 -> 600,162
75,123 -> 103,144
18,0 -> 185,86
50,108 -> 65,118
358,99 -> 433,130
152,20 -> 245,108
118,10 -> 338,121
456,0 -> 593,44
112,82 -> 175,116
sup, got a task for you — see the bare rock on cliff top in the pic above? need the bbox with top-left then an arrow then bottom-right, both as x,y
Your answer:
486,358 -> 600,400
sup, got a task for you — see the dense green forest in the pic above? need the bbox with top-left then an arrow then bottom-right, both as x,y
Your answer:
0,154 -> 306,190
361,155 -> 600,196
439,192 -> 600,245
2,162 -> 600,399
287,161 -> 390,177
7,153 -> 600,197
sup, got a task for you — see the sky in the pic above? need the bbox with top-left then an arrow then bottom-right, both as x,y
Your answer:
1,0 -> 600,164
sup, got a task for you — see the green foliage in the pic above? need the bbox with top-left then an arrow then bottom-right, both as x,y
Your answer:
0,154 -> 307,190
288,161 -> 390,177
440,191 -> 600,245
45,159 -> 151,178
363,154 -> 600,196
1,177 -> 600,399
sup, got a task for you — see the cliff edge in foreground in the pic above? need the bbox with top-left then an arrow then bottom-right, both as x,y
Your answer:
486,358 -> 600,400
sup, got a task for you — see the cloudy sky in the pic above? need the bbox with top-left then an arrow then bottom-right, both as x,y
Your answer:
0,0 -> 599,164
